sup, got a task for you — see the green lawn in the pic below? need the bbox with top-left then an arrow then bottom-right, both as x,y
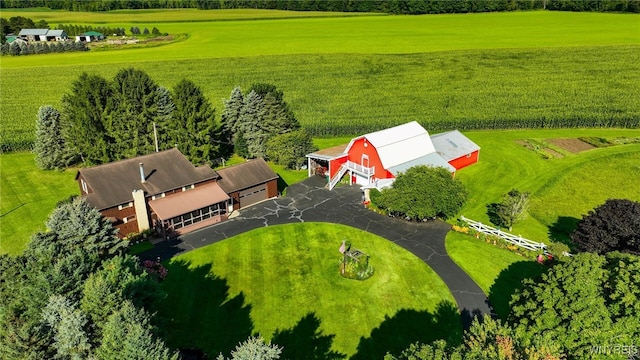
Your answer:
158,223 -> 461,358
455,129 -> 640,244
445,231 -> 546,320
0,152 -> 79,255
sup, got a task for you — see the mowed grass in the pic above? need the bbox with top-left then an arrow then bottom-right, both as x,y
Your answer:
445,232 -> 546,320
455,128 -> 640,243
1,10 -> 639,146
0,152 -> 79,254
158,223 -> 461,358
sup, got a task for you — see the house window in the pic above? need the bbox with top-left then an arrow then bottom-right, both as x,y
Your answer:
151,193 -> 165,200
123,215 -> 136,223
182,184 -> 195,192
81,179 -> 88,193
118,202 -> 133,210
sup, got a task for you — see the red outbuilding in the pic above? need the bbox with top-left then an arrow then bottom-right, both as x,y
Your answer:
305,122 -> 479,190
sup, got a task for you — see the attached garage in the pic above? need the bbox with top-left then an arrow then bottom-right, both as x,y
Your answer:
216,158 -> 279,211
239,184 -> 268,207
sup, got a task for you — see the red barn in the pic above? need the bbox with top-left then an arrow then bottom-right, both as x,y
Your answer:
306,122 -> 479,190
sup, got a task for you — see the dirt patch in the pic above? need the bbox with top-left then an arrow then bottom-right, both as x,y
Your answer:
548,138 -> 595,153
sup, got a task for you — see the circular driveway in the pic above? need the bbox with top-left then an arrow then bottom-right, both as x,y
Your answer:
142,176 -> 491,328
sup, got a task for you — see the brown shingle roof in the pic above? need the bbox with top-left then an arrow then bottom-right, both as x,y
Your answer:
216,158 -> 279,193
77,148 -> 218,210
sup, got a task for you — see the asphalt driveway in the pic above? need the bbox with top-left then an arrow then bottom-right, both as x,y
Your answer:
142,176 -> 492,328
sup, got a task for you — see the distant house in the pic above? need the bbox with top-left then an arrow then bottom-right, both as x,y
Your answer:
75,31 -> 104,42
305,121 -> 480,190
18,29 -> 68,42
76,149 -> 279,239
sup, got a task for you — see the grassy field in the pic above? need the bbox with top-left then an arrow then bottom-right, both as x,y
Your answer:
445,231 -> 547,320
158,223 -> 461,358
456,129 -> 640,244
0,152 -> 79,254
1,11 -> 639,148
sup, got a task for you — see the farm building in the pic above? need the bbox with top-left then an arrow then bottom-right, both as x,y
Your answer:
305,121 -> 479,190
76,149 -> 278,239
75,31 -> 105,42
18,29 -> 68,42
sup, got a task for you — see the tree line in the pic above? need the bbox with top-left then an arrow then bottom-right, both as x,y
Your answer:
36,68 -> 315,170
1,0 -> 638,13
0,40 -> 88,56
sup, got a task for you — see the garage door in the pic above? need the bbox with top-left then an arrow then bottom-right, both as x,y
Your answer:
239,184 -> 268,208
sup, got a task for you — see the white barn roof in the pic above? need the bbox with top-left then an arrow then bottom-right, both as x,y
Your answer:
18,29 -> 49,36
352,121 -> 437,170
430,130 -> 480,161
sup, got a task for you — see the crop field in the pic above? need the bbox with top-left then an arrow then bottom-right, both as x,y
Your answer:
1,10 -> 639,150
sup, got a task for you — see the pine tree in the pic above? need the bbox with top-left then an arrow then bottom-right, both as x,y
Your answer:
238,90 -> 268,158
217,336 -> 282,360
96,301 -> 177,360
169,79 -> 217,164
45,197 -> 123,258
34,105 -> 75,170
41,295 -> 92,360
61,73 -> 112,164
106,68 -> 159,159
154,86 -> 175,151
221,86 -> 244,136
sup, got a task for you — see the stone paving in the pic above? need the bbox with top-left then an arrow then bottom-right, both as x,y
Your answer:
141,176 -> 492,328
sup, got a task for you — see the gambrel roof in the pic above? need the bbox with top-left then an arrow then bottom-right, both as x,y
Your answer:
346,121 -> 437,170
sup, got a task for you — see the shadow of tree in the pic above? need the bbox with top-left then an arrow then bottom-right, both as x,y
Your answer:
488,261 -> 548,320
350,301 -> 462,359
548,216 -> 580,249
272,312 -> 346,360
157,260 -> 253,358
486,202 -> 504,229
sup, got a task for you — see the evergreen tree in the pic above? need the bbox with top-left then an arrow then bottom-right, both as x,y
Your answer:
221,86 -> 244,138
41,295 -> 92,360
96,301 -> 177,360
238,90 -> 268,158
154,85 -> 175,151
217,336 -> 282,360
106,68 -> 159,159
34,105 -> 75,169
81,255 -> 164,333
46,197 -> 123,258
248,83 -> 299,135
169,79 -> 217,164
61,73 -> 112,164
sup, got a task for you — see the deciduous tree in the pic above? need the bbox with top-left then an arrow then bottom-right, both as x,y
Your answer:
373,166 -> 467,221
571,199 -> 640,255
266,128 -> 317,169
488,189 -> 529,231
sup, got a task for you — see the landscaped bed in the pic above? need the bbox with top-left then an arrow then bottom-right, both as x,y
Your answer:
157,222 -> 461,358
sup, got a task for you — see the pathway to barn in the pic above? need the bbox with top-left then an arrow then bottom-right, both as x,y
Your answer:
141,176 -> 492,328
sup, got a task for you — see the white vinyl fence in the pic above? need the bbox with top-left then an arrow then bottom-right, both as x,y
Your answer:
460,216 -> 547,252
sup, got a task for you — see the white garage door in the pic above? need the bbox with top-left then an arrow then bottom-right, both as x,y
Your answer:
239,184 -> 268,208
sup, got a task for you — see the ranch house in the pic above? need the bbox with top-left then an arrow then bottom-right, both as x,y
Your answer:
305,121 -> 479,190
76,148 -> 278,239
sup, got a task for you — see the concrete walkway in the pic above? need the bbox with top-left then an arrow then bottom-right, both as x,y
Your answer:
141,176 -> 492,328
